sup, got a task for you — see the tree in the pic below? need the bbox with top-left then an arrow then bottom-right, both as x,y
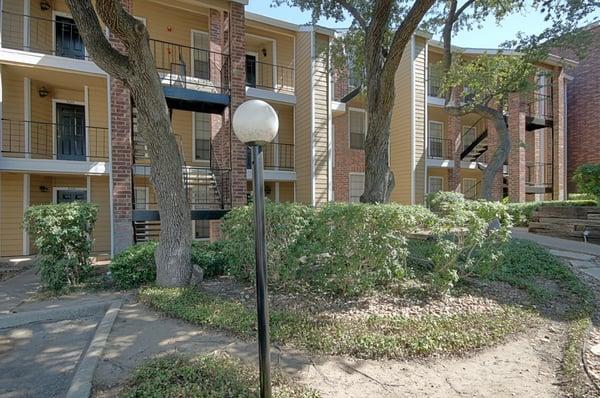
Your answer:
431,0 -> 598,200
276,0 -> 437,203
65,0 -> 192,287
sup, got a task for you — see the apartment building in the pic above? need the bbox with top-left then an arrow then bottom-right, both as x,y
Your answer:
0,0 -> 569,259
0,0 -> 336,258
565,22 -> 600,192
332,35 -> 569,205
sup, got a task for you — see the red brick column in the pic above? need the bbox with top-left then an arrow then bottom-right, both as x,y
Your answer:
447,113 -> 462,192
508,93 -> 526,203
110,0 -> 134,254
228,3 -> 248,206
485,119 -> 504,201
552,67 -> 566,200
332,112 -> 365,202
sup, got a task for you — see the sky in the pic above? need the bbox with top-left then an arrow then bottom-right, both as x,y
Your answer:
246,2 -> 600,49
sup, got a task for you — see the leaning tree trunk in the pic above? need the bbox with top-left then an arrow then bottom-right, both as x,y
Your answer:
477,106 -> 510,201
361,70 -> 396,203
66,0 -> 192,287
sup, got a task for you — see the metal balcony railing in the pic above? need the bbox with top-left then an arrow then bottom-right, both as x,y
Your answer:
1,11 -> 88,60
427,137 -> 452,159
526,162 -> 553,187
149,39 -> 230,94
246,59 -> 295,94
527,92 -> 553,120
463,180 -> 481,200
246,143 -> 294,171
1,119 -> 108,161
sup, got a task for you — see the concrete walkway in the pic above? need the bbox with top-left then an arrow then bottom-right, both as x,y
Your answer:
0,264 -> 40,314
512,227 -> 600,280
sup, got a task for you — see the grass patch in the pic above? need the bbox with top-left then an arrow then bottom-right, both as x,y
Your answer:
560,314 -> 595,397
139,286 -> 534,359
120,353 -> 319,398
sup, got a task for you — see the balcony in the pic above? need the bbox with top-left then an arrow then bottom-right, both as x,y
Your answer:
526,92 -> 553,130
1,119 -> 109,161
526,162 -> 553,194
246,143 -> 294,171
245,58 -> 295,95
427,137 -> 452,160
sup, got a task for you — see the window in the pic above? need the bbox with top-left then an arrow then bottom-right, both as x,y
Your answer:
194,220 -> 210,240
194,113 -> 211,162
349,110 -> 366,150
349,173 -> 365,203
55,189 -> 87,204
55,16 -> 84,59
428,121 -> 444,158
134,187 -> 148,210
192,31 -> 210,80
428,65 -> 442,97
428,176 -> 443,194
246,54 -> 257,88
463,178 -> 477,200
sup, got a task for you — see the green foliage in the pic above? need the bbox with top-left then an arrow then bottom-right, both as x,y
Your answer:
425,191 -> 466,215
442,54 -> 537,112
285,203 -> 437,295
24,202 -> 98,290
191,240 -> 227,278
110,241 -> 158,289
110,240 -> 227,289
506,200 -> 597,226
140,286 -> 532,359
573,164 -> 600,203
221,202 -> 315,282
122,353 -> 319,398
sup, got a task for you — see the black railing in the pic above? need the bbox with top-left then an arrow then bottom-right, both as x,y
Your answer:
133,165 -> 231,210
527,92 -> 553,120
461,118 -> 489,161
246,143 -> 295,171
427,137 -> 452,159
246,59 -> 295,94
428,69 -> 442,97
133,133 -> 184,162
149,39 -> 230,94
1,11 -> 88,60
526,162 -> 553,187
1,119 -> 108,160
463,180 -> 481,200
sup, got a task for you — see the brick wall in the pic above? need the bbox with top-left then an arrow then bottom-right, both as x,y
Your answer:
447,113 -> 462,191
552,67 -> 566,200
508,93 -> 526,202
110,0 -> 134,254
566,25 -> 600,192
485,119 -> 504,201
332,111 -> 365,201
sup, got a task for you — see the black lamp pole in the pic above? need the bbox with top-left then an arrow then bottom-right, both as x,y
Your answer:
251,144 -> 272,398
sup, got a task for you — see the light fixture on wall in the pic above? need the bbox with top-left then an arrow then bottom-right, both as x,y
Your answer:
39,186 -> 49,193
38,86 -> 49,98
40,0 -> 51,11
261,48 -> 267,57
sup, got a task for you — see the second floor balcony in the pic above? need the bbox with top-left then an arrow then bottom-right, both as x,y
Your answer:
1,119 -> 109,162
246,143 -> 294,171
427,137 -> 452,160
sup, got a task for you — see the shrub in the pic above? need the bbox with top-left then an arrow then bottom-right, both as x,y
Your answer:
110,241 -> 158,289
284,203 -> 437,295
24,202 -> 98,290
425,191 -> 465,215
191,240 -> 227,278
506,200 -> 597,226
221,201 -> 315,282
573,164 -> 600,203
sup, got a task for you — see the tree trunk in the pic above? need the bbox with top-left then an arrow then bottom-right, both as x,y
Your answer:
478,107 -> 510,200
66,0 -> 192,287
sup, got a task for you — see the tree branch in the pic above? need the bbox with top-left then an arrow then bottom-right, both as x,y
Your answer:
95,0 -> 145,42
384,0 -> 436,75
338,0 -> 368,30
453,0 -> 477,23
65,0 -> 130,80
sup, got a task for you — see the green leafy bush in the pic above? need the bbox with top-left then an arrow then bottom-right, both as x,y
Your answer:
221,201 -> 315,282
573,164 -> 600,203
110,241 -> 158,289
425,191 -> 466,215
506,200 -> 597,226
24,202 -> 98,290
191,240 -> 227,278
284,203 -> 437,295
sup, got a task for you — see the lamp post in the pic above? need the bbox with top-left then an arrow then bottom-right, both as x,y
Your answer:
232,100 -> 279,398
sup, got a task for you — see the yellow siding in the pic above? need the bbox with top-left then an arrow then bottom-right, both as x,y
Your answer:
0,173 -> 24,257
313,33 -> 330,206
279,182 -> 295,202
294,31 -> 312,204
389,41 -> 414,204
414,37 -> 427,204
91,176 -> 111,254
